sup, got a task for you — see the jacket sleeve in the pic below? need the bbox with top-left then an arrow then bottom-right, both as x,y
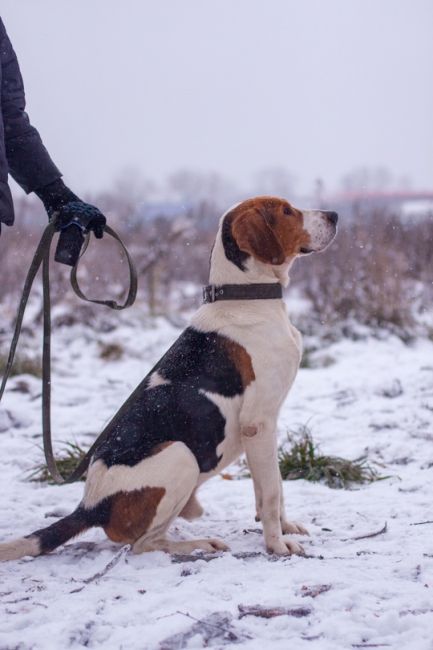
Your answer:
0,18 -> 61,193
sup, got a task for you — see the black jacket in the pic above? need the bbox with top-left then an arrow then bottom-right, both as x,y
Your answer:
0,17 -> 61,226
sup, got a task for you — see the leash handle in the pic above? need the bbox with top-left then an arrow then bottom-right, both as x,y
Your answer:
55,224 -> 85,267
70,225 -> 137,310
0,220 -> 138,484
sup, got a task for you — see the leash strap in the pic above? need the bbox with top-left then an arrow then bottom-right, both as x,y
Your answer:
0,222 -> 57,404
0,218 -> 137,484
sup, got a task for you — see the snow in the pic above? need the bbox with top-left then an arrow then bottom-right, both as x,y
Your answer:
1,311 -> 433,649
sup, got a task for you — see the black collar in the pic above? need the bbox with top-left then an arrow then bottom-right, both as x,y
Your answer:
203,282 -> 282,303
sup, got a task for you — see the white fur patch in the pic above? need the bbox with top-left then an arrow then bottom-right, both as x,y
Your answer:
147,371 -> 171,389
83,441 -> 198,509
302,210 -> 336,251
0,536 -> 40,562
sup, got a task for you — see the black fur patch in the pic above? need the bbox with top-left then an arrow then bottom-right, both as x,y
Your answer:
32,503 -> 111,554
221,213 -> 249,271
92,328 -> 247,473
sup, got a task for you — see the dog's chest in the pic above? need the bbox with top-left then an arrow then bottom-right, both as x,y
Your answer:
196,314 -> 302,481
238,313 -> 302,397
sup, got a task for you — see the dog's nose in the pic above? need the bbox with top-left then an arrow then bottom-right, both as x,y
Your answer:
325,211 -> 338,225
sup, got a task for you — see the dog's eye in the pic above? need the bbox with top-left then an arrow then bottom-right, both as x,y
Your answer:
283,206 -> 291,215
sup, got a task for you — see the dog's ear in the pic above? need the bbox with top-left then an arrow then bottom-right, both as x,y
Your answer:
231,208 -> 286,266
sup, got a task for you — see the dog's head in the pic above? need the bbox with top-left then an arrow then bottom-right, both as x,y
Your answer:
220,196 -> 337,285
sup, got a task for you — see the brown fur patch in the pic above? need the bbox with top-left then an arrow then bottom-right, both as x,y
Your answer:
150,441 -> 175,456
104,487 -> 166,544
230,196 -> 310,264
221,337 -> 255,388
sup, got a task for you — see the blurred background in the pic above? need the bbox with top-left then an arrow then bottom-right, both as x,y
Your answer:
1,0 -> 432,340
1,4 -> 432,636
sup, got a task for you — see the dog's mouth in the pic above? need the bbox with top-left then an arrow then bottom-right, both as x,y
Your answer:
299,247 -> 313,255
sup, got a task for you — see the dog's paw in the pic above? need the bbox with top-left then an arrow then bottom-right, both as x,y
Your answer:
281,519 -> 309,536
266,536 -> 305,556
201,538 -> 230,552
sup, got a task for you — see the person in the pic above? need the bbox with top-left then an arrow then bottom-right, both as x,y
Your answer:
0,16 -> 106,265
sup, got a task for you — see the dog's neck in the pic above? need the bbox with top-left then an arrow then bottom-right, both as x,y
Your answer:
209,227 -> 293,288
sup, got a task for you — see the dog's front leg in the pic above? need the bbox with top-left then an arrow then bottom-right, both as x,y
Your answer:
255,475 -> 309,537
279,476 -> 309,536
242,424 -> 304,556
254,477 -> 309,537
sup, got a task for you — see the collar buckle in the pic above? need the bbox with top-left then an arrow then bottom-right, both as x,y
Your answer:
203,285 -> 216,303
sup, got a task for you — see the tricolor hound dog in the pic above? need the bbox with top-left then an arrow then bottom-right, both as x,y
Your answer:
0,196 -> 337,561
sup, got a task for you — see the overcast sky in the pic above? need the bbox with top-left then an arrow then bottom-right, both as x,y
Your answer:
2,0 -> 432,197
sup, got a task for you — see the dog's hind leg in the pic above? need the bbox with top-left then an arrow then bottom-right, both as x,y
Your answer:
93,441 -> 198,547
179,489 -> 204,521
126,444 -> 227,555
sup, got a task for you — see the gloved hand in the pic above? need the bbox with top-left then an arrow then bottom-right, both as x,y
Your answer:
35,178 -> 107,266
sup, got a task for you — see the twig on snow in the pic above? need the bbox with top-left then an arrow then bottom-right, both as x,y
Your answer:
171,550 -> 328,564
171,552 -> 225,564
70,544 -> 131,592
400,608 -> 433,617
300,584 -> 332,598
159,610 -> 251,649
172,550 -> 308,564
175,610 -> 239,632
238,604 -> 312,619
410,520 -> 433,526
345,522 -> 388,541
352,643 -> 391,648
83,544 -> 131,584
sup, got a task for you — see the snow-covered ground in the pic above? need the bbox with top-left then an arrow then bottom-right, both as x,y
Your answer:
1,310 -> 433,649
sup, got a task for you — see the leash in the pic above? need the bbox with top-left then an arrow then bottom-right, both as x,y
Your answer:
0,216 -> 138,484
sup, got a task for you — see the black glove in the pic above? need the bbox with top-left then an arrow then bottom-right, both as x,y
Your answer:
35,179 -> 106,266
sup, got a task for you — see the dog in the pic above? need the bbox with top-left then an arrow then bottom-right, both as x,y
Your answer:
0,196 -> 337,561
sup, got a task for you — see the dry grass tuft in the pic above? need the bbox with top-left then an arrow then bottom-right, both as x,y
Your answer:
0,352 -> 42,378
99,342 -> 124,361
28,442 -> 87,484
278,426 -> 384,489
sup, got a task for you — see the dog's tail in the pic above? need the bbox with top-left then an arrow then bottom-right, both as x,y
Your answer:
0,506 -> 94,561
